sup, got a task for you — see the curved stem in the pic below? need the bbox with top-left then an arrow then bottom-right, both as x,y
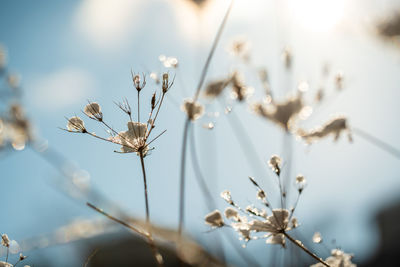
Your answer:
283,232 -> 330,267
178,119 -> 191,236
353,127 -> 400,159
86,202 -> 163,267
193,0 -> 235,102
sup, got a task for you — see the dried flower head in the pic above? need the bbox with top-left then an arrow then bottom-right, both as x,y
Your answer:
84,102 -> 102,120
297,116 -> 352,143
220,190 -> 233,205
132,72 -> 146,91
204,79 -> 230,99
268,155 -> 281,175
117,121 -> 149,156
310,249 -> 356,267
19,253 -> 27,261
0,261 -> 13,267
67,116 -> 86,132
181,99 -> 204,121
1,234 -> 10,247
162,73 -> 173,93
230,72 -> 249,102
204,210 -> 224,227
282,47 -> 292,69
295,174 -> 307,192
224,207 -> 239,220
253,94 -> 304,131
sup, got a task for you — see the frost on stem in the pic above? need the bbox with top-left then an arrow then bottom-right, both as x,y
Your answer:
181,99 -> 204,121
0,262 -> 13,267
310,249 -> 356,267
297,116 -> 353,144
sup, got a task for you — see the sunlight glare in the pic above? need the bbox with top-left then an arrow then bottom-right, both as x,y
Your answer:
289,0 -> 345,32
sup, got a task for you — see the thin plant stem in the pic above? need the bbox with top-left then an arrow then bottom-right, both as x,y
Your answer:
83,248 -> 99,267
86,202 -> 163,267
288,191 -> 301,222
178,0 -> 233,242
137,90 -> 140,122
178,118 -> 191,236
139,150 -> 150,225
353,127 -> 400,159
193,0 -> 234,102
147,93 -> 166,138
6,247 -> 9,262
221,102 -> 273,188
277,174 -> 285,210
189,126 -> 265,267
283,232 -> 330,267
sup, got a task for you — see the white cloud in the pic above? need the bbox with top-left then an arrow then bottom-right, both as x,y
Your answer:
74,0 -> 144,48
31,68 -> 95,110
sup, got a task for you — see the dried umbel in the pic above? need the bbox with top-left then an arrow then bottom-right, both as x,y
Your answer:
297,116 -> 352,143
268,155 -> 281,176
64,72 -> 172,157
181,99 -> 204,121
311,249 -> 356,267
116,122 -> 149,155
1,234 -> 10,247
0,104 -> 32,151
203,71 -> 251,101
84,102 -> 102,120
295,174 -> 307,192
206,180 -> 298,247
0,261 -> 13,267
204,79 -> 230,99
67,116 -> 85,132
252,93 -> 305,131
204,157 -> 335,266
204,210 -> 224,227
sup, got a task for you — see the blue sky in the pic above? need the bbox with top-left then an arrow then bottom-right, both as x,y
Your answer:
1,0 -> 400,266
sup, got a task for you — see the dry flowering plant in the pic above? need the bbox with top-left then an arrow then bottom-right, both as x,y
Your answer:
62,71 -> 174,266
1,234 -> 29,267
0,46 -> 32,152
204,155 -> 356,267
